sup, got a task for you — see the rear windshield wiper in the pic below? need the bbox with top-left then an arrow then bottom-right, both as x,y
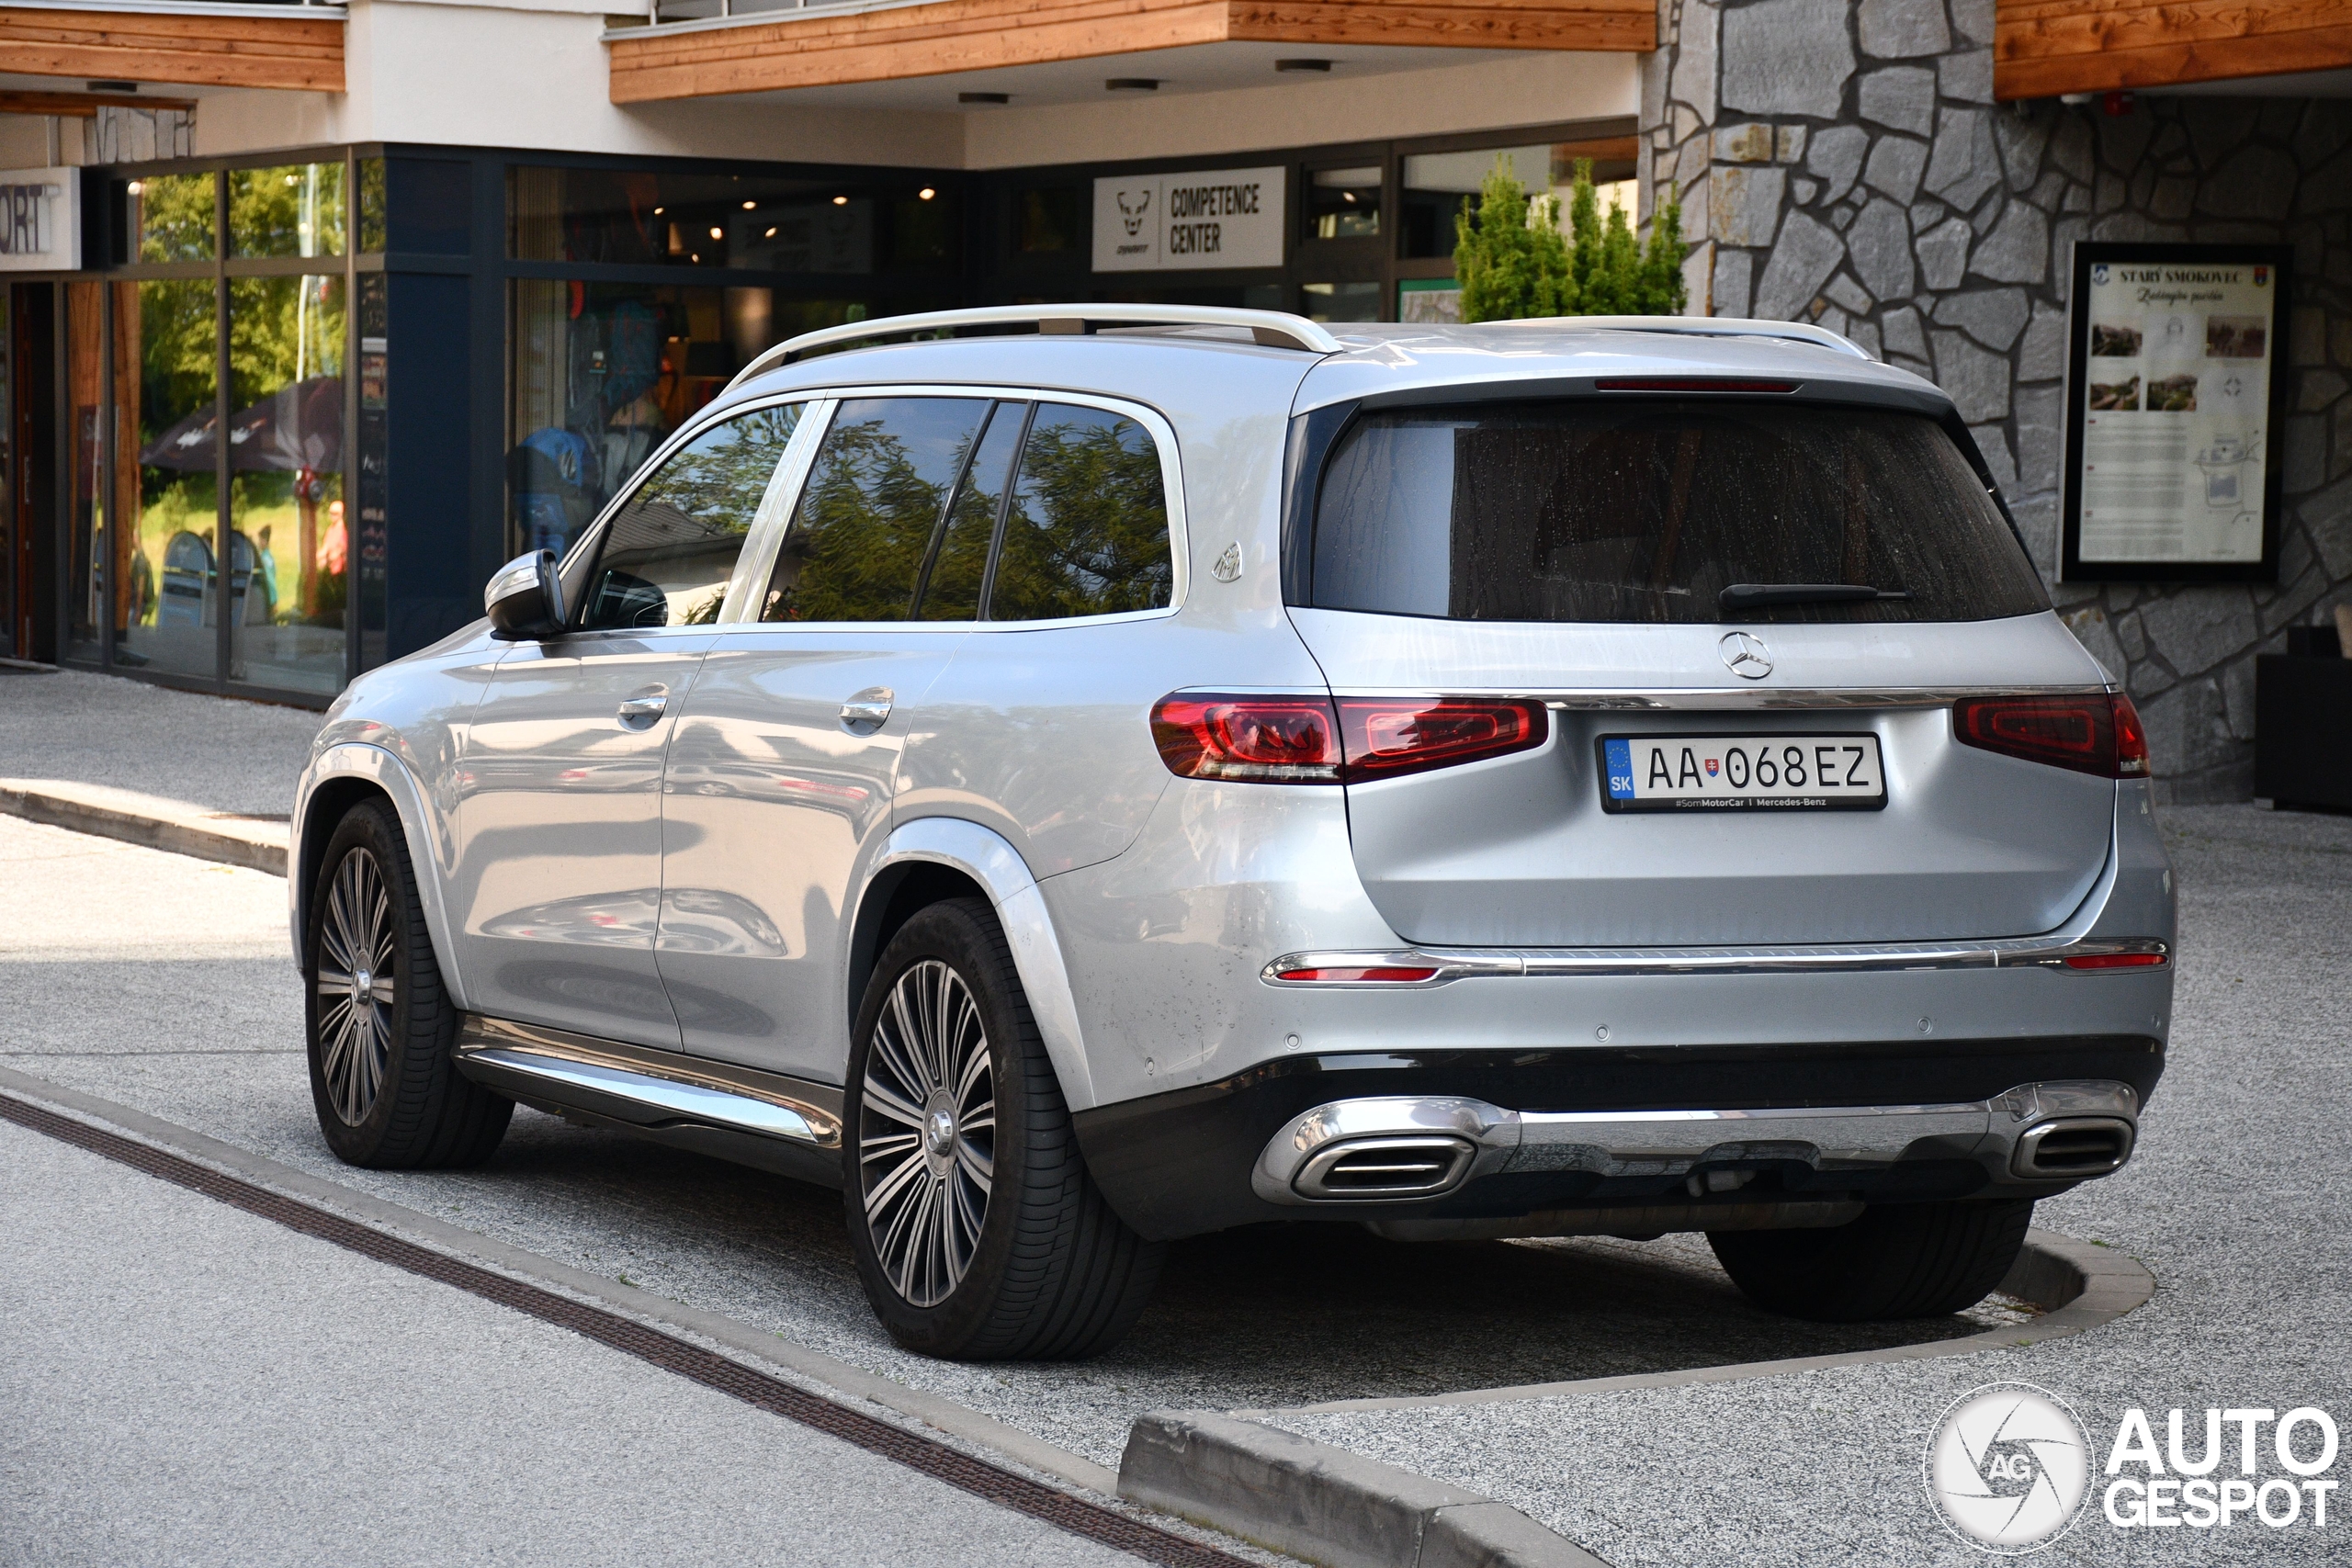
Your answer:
1718,582 -> 1913,612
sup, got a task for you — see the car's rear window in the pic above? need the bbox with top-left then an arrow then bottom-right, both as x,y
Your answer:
1310,400 -> 2049,624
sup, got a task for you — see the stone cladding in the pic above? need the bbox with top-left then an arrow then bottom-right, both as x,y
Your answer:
1637,0 -> 2352,801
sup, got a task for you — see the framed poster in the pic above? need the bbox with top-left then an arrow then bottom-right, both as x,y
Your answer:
2060,243 -> 2291,583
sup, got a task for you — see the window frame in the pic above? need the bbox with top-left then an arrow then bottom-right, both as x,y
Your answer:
739,382 -> 1189,631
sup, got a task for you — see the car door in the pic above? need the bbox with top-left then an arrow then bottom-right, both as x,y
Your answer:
449,400 -> 805,1048
654,394 -> 1022,1079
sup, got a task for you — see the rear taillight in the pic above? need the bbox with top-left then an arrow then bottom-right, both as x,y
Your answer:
1150,694 -> 1547,784
1952,694 -> 2151,779
1336,697 -> 1548,781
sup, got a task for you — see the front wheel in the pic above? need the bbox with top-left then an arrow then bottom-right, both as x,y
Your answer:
843,898 -> 1163,1360
1709,1198 -> 2034,1321
305,797 -> 512,1168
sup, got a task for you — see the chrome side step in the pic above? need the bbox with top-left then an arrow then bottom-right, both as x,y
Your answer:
454,1015 -> 842,1150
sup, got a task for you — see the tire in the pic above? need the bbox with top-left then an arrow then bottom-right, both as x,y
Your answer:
1708,1198 -> 2034,1322
305,797 -> 512,1169
843,897 -> 1164,1360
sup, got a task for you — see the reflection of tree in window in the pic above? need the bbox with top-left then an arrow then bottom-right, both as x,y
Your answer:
763,399 -> 987,623
582,404 -> 797,630
989,405 -> 1170,621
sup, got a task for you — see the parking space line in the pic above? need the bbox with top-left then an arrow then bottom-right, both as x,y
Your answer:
0,1085 -> 1259,1568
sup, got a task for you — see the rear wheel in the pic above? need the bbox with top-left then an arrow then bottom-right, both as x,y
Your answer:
1708,1198 -> 2034,1321
844,897 -> 1163,1359
305,797 -> 512,1168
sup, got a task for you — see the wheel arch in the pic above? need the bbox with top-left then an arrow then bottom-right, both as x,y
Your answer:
292,743 -> 469,1009
854,818 -> 1096,1111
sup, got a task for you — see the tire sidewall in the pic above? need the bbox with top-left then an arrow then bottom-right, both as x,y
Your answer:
305,802 -> 424,1163
842,901 -> 1047,1355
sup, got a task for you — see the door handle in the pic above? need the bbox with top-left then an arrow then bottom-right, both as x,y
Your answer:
839,688 -> 894,732
617,693 -> 669,726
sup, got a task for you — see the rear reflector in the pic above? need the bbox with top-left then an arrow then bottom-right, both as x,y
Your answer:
1152,694 -> 1547,784
1271,965 -> 1441,983
2063,952 -> 2167,970
1952,693 -> 2151,779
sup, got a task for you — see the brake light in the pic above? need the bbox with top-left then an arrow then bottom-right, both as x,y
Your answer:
1150,694 -> 1340,782
1336,697 -> 1549,781
1952,694 -> 2151,779
2063,952 -> 2166,970
1271,965 -> 1441,983
1593,378 -> 1801,393
1151,694 -> 1548,783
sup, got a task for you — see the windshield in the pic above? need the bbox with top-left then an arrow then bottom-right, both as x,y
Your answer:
1310,400 -> 2049,625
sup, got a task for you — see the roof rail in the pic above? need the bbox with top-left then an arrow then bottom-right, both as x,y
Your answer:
1486,314 -> 1875,361
724,304 -> 1347,392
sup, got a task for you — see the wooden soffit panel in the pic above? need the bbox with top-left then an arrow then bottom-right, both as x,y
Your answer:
1996,0 -> 2352,101
607,0 -> 1652,104
0,6 -> 345,93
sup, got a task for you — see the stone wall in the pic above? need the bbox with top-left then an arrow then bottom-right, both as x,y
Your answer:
1637,0 -> 2352,802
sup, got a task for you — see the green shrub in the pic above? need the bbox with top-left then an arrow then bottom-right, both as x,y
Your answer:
1453,157 -> 1688,322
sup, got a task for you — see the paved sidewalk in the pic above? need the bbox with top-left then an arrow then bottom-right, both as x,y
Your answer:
0,665 -> 318,818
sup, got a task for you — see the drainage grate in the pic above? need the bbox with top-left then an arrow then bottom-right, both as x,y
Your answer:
0,1089 -> 1253,1568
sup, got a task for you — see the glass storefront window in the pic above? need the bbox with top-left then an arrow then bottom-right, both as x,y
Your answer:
1016,186 -> 1084,254
230,164 -> 346,258
358,158 -> 386,254
227,274 -> 347,695
118,277 -> 221,680
131,173 -> 216,264
1306,166 -> 1381,242
1399,144 -> 1637,260
509,165 -> 957,273
63,282 -> 107,664
1302,281 -> 1381,322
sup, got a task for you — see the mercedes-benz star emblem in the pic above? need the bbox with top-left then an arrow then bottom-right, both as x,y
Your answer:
1720,630 -> 1774,680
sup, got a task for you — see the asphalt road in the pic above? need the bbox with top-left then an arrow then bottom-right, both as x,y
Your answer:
1273,802 -> 2352,1566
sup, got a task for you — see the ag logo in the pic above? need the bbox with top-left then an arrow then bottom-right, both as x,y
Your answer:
1923,1382 -> 2092,1553
1718,630 -> 1772,680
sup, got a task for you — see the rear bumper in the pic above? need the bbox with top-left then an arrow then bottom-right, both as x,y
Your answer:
1070,1037 -> 2161,1240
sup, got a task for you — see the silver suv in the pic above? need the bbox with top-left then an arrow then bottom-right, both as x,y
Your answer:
292,305 -> 2174,1360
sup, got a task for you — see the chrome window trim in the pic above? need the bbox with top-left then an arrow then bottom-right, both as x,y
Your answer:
745,381 -> 1191,625
1261,936 -> 2170,987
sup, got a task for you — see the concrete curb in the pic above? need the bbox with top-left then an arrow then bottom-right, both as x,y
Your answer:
0,778 -> 288,876
1121,1412 -> 1611,1568
1117,1230 -> 2153,1567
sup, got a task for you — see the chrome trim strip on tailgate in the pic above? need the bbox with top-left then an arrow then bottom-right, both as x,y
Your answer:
1261,937 -> 2169,987
454,1015 -> 843,1148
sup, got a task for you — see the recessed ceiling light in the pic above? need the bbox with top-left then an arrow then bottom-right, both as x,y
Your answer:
832,195 -> 849,206
1274,58 -> 1332,72
741,199 -> 755,209
764,226 -> 776,237
708,226 -> 722,239
918,187 -> 935,200
959,91 -> 1010,105
1105,77 -> 1159,92
653,206 -> 664,215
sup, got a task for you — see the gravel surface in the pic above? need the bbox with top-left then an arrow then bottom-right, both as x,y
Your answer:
0,812 -> 2010,1473
1268,802 -> 2352,1565
0,665 -> 319,818
0,1115 -> 1146,1568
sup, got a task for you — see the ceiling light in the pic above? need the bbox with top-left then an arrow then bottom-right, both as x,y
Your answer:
959,91 -> 1009,105
709,226 -> 722,239
1274,58 -> 1332,72
741,199 -> 755,209
918,187 -> 935,200
1105,77 -> 1159,92
653,206 -> 664,215
764,226 -> 776,238
690,254 -> 700,263
86,80 -> 136,93
832,195 -> 849,206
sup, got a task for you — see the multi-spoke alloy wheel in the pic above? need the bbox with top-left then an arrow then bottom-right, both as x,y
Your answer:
304,797 -> 511,1169
316,847 -> 399,1126
858,959 -> 996,1308
843,897 -> 1164,1361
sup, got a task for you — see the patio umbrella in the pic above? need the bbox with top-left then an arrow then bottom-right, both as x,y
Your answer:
139,375 -> 343,474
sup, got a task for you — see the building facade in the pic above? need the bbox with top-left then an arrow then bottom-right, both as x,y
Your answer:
2,0 -> 2346,799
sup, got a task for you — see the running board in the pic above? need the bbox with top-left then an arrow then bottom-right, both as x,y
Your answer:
453,1016 -> 843,1150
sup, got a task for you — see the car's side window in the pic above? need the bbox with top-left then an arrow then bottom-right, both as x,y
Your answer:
987,402 -> 1173,622
577,402 -> 801,632
919,401 -> 1027,622
761,397 -> 990,623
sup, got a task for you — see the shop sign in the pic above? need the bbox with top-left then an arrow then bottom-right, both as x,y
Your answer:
2062,242 -> 2290,583
1092,166 -> 1285,273
0,167 -> 79,272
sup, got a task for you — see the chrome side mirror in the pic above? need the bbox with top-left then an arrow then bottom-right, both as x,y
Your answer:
485,550 -> 566,640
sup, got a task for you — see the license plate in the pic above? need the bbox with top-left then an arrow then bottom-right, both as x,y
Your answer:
1598,733 -> 1887,812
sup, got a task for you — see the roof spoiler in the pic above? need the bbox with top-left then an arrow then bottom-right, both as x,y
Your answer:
1492,315 -> 1876,361
724,304 -> 1347,392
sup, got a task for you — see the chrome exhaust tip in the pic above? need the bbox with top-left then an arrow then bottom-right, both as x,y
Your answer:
1294,1135 -> 1476,1200
2011,1116 -> 2135,1179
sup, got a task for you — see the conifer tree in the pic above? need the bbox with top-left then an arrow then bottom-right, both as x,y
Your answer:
1454,156 -> 1688,321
